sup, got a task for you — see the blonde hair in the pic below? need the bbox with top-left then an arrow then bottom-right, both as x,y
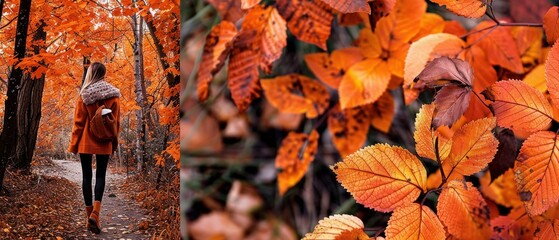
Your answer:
80,62 -> 106,94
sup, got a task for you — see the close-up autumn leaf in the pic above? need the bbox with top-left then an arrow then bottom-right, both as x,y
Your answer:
183,0 -> 559,239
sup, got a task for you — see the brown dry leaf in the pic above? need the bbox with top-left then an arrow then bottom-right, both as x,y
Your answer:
197,21 -> 237,102
320,0 -> 370,14
414,57 -> 474,127
430,0 -> 486,18
188,212 -> 244,240
276,130 -> 319,196
206,0 -> 245,23
261,74 -> 330,118
181,103 -> 223,153
404,33 -> 465,86
488,127 -> 517,182
246,219 -> 297,240
467,21 -> 523,74
276,0 -> 333,49
304,47 -> 364,89
328,104 -> 370,158
543,6 -> 559,45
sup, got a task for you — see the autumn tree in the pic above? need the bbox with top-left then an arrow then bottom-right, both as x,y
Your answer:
0,0 -> 31,191
14,20 -> 46,171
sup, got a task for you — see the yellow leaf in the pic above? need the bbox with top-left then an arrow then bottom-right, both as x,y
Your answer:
332,144 -> 426,212
338,59 -> 391,109
302,214 -> 369,240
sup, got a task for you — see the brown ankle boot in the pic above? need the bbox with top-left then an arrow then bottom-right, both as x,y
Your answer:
85,206 -> 93,228
88,201 -> 102,234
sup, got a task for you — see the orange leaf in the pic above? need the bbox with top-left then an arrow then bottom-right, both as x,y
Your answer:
465,45 -> 497,93
479,170 -> 522,208
370,91 -> 394,133
410,13 -> 445,42
304,47 -> 364,89
430,0 -> 486,18
338,59 -> 391,109
261,74 -> 329,118
197,21 -> 237,102
328,104 -> 370,158
302,214 -> 369,240
276,130 -> 319,196
206,0 -> 245,22
241,0 -> 260,9
414,103 -> 452,161
443,20 -> 467,36
369,0 -> 396,30
546,41 -> 559,108
447,117 -> 498,176
228,5 -> 287,111
332,144 -> 426,212
320,0 -> 370,14
467,21 -> 523,73
514,131 -> 559,216
437,181 -> 491,239
385,203 -> 446,240
375,0 -> 426,50
276,0 -> 333,50
482,80 -> 553,136
534,219 -> 559,239
543,6 -> 559,45
404,33 -> 465,86
524,64 -> 547,93
513,27 -> 543,70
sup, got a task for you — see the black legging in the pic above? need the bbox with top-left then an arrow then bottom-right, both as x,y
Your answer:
80,154 -> 109,206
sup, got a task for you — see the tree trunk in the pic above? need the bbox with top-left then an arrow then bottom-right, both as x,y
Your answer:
13,20 -> 46,171
145,18 -> 179,105
132,9 -> 148,172
0,0 -> 32,190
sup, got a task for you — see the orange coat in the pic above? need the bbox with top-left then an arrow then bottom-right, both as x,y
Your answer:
68,96 -> 120,155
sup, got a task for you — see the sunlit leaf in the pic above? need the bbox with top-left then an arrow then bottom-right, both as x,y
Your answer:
332,144 -> 426,212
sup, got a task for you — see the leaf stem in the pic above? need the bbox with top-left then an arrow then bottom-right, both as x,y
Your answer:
472,90 -> 491,109
434,137 -> 447,184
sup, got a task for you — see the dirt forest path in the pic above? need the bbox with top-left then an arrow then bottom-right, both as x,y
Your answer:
36,159 -> 151,239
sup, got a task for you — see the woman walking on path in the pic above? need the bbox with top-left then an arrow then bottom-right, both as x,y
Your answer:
68,62 -> 121,234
